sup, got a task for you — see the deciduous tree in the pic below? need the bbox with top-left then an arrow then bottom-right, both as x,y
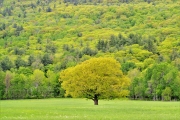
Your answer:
0,71 -> 5,99
60,57 -> 130,105
1,56 -> 14,71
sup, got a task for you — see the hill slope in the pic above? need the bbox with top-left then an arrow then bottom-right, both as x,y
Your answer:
0,0 -> 180,100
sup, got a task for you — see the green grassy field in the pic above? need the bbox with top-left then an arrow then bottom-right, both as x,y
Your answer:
0,98 -> 180,120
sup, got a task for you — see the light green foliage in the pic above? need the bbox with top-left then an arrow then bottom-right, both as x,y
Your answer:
60,57 -> 130,99
31,69 -> 45,87
17,67 -> 33,76
9,74 -> 28,99
1,68 -> 61,99
0,0 -> 180,100
131,62 -> 180,100
162,87 -> 172,101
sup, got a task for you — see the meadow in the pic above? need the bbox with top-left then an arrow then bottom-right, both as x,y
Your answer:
0,98 -> 180,120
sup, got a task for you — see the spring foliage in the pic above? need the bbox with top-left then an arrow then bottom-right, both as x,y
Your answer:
0,0 -> 180,100
60,57 -> 130,99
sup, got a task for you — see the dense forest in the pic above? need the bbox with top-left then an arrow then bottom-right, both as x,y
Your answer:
0,0 -> 180,101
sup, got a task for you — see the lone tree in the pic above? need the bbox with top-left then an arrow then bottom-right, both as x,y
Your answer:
59,57 -> 130,105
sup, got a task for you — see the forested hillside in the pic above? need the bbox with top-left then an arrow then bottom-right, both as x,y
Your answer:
0,0 -> 180,100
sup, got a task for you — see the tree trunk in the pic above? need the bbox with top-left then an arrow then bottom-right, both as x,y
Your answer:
93,95 -> 98,105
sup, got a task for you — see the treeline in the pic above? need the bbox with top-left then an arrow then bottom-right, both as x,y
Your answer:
63,0 -> 154,4
0,0 -> 165,7
0,69 -> 64,99
129,62 -> 180,101
1,60 -> 180,100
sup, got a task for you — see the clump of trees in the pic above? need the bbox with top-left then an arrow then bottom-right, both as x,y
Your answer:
96,34 -> 157,53
0,69 -> 63,99
129,63 -> 180,101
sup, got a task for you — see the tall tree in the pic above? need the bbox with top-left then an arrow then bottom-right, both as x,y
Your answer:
30,69 -> 45,98
44,70 -> 57,97
10,74 -> 27,99
60,57 -> 130,105
4,71 -> 14,99
28,54 -> 35,66
15,56 -> 27,69
0,71 -> 5,99
42,53 -> 53,66
1,56 -> 14,71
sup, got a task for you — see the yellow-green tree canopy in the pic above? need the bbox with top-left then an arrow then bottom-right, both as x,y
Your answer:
60,57 -> 130,103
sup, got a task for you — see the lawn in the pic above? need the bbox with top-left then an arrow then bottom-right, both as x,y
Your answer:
0,98 -> 180,120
